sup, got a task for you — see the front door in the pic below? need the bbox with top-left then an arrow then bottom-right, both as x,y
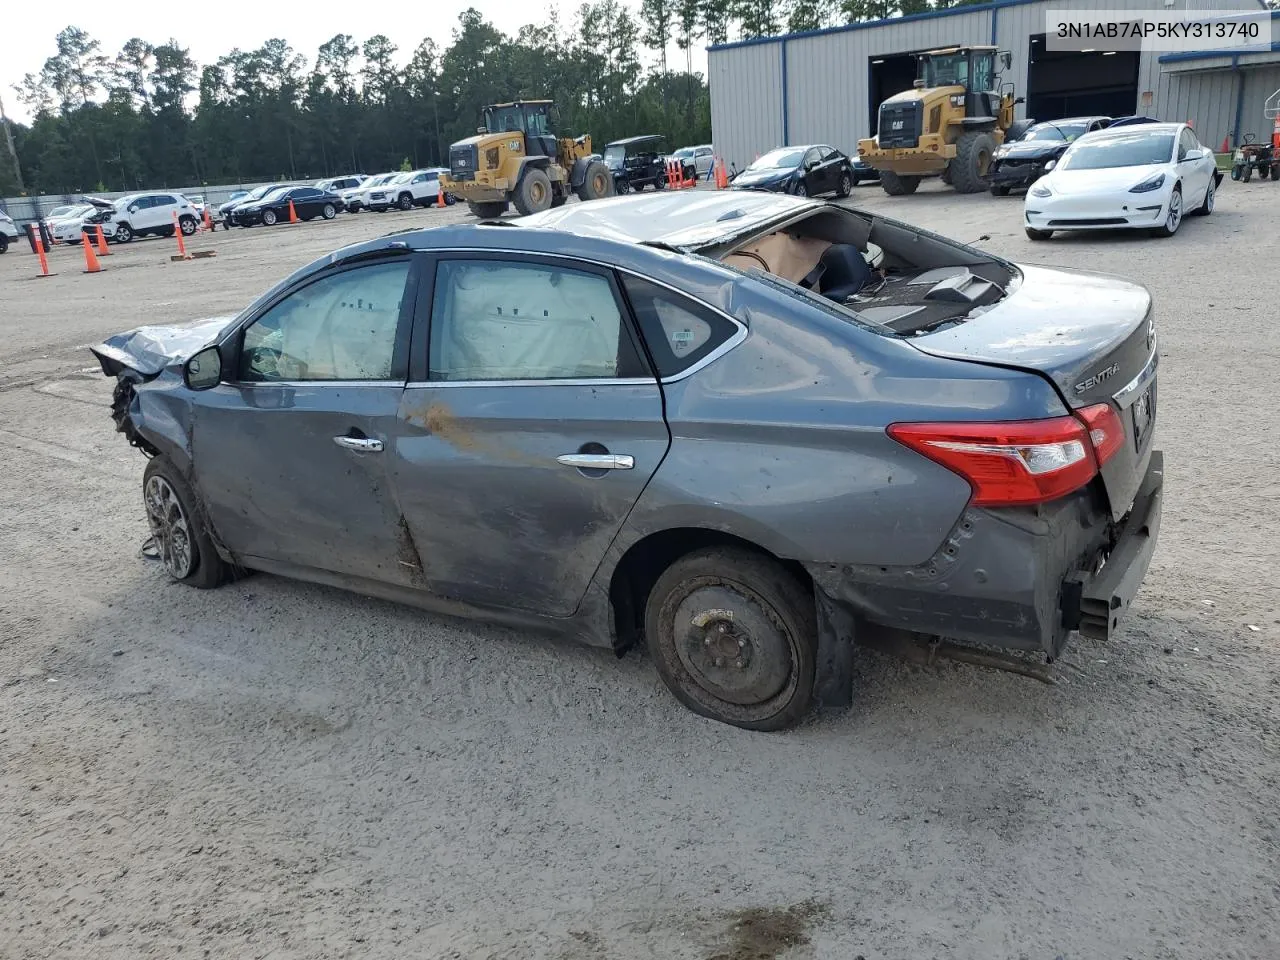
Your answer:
390,253 -> 670,617
194,256 -> 421,583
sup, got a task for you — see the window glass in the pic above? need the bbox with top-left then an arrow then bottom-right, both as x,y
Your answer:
803,148 -> 822,168
621,276 -> 739,378
239,262 -> 409,382
429,259 -> 642,381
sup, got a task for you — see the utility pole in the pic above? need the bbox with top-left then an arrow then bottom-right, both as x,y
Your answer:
0,92 -> 26,193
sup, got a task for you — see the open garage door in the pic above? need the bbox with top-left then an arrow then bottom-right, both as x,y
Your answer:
869,53 -> 920,135
1026,34 -> 1139,120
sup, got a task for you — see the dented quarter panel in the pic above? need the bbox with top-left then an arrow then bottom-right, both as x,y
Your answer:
608,268 -> 1068,570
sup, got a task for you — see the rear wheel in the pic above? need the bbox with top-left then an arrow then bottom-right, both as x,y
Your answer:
576,160 -> 614,202
1231,163 -> 1244,181
951,130 -> 997,193
513,167 -> 553,216
550,186 -> 567,208
646,546 -> 817,731
1025,227 -> 1053,241
1260,165 -> 1271,181
0,234 -> 7,254
179,216 -> 198,236
1243,162 -> 1253,183
837,171 -> 853,197
142,457 -> 231,589
466,200 -> 508,219
322,203 -> 337,219
879,170 -> 920,195
1194,176 -> 1215,215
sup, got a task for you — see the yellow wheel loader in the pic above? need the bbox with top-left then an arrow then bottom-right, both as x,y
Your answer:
439,100 -> 614,218
857,46 -> 1022,196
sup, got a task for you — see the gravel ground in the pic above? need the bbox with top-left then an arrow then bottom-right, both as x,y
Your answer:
1,185 -> 1277,960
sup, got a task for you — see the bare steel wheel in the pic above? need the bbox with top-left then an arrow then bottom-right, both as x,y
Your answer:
646,546 -> 816,731
141,457 -> 232,589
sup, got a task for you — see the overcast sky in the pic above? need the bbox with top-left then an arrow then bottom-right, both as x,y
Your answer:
4,0 -> 709,125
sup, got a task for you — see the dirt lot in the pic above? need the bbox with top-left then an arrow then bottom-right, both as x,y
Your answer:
2,186 -> 1277,960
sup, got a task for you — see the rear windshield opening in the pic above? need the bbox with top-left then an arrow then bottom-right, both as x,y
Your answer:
714,207 -> 1017,336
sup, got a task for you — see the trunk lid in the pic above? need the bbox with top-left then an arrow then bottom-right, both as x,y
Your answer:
911,264 -> 1157,520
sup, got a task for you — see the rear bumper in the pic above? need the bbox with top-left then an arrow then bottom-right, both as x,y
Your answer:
807,452 -> 1164,658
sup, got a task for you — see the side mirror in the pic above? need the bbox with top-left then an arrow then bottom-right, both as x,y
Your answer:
1015,96 -> 1026,105
1001,52 -> 1013,70
1183,148 -> 1206,162
128,205 -> 138,213
1044,159 -> 1057,171
184,345 -> 222,391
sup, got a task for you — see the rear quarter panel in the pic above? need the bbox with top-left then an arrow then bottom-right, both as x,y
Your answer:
620,275 -> 1069,568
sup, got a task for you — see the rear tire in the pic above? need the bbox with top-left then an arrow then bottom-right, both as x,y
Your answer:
1231,163 -> 1244,181
1194,176 -> 1215,215
1259,165 -> 1271,181
467,200 -> 508,219
951,130 -> 997,193
513,167 -> 553,216
576,160 -> 614,202
179,216 -> 198,236
645,546 -> 816,732
879,170 -> 920,195
1025,227 -> 1053,241
0,234 -> 8,254
322,203 -> 336,219
142,457 -> 232,590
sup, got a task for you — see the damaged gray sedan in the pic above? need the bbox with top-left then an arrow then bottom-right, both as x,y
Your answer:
92,190 -> 1162,730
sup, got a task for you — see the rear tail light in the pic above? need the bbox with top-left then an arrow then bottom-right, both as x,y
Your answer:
888,404 -> 1124,506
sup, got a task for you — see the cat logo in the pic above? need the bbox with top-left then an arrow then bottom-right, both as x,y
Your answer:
508,139 -> 522,152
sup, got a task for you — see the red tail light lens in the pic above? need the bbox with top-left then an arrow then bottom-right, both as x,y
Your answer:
1076,402 -> 1124,466
888,416 -> 1100,506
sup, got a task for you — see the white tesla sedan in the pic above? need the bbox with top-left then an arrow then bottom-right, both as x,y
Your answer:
1023,122 -> 1221,240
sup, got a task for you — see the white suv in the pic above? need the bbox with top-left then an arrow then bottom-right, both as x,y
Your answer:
366,168 -> 452,211
87,193 -> 201,243
344,173 -> 398,213
0,209 -> 18,254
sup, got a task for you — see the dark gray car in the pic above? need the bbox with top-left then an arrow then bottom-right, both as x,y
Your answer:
92,190 -> 1162,730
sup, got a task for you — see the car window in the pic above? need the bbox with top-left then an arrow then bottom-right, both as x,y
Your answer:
819,147 -> 839,161
293,187 -> 321,199
696,147 -> 712,158
412,173 -> 428,183
621,276 -> 739,379
803,148 -> 822,168
428,259 -> 645,382
1177,130 -> 1191,161
239,262 -> 411,382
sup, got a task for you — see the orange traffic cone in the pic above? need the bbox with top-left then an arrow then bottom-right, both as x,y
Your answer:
437,187 -> 446,208
171,211 -> 190,260
203,207 -> 214,231
82,235 -> 104,273
31,228 -> 54,278
94,224 -> 111,257
715,158 -> 728,189
288,199 -> 299,224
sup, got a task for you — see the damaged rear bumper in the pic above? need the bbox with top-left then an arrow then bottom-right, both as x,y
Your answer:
807,452 -> 1164,697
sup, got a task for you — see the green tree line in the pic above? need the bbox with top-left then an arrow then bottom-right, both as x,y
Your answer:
1,1 -> 982,196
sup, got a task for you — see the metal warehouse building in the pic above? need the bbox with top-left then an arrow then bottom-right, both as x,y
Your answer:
709,0 -> 1280,169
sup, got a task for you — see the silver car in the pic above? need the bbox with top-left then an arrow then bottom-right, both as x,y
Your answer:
92,191 -> 1163,730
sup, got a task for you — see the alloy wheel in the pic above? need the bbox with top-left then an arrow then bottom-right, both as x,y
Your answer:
144,475 -> 196,579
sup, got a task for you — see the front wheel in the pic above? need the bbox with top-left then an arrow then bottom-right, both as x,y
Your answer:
262,209 -> 278,226
322,203 -> 336,219
142,457 -> 232,589
951,130 -> 997,193
1231,163 -> 1244,181
1152,186 -> 1183,237
397,192 -> 414,211
0,234 -> 8,254
513,167 -> 553,216
792,180 -> 808,197
113,222 -> 133,243
646,547 -> 817,731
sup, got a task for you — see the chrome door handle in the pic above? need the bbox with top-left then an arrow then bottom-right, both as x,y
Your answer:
333,436 -> 383,452
557,453 -> 634,470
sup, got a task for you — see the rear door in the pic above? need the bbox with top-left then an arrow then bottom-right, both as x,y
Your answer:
291,187 -> 322,217
390,252 -> 670,616
194,255 -> 422,581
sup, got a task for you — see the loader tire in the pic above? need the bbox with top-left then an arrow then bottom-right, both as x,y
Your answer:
879,170 -> 921,196
951,131 -> 997,193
